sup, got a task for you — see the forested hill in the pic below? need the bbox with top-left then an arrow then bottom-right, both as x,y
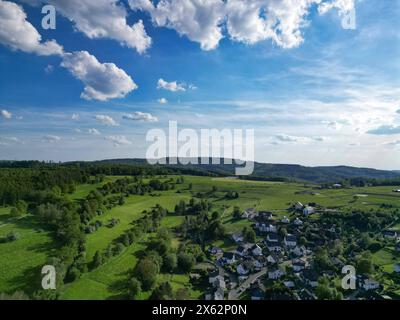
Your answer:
89,158 -> 400,184
0,158 -> 399,184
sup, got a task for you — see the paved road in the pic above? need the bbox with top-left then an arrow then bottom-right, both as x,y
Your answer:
228,269 -> 267,300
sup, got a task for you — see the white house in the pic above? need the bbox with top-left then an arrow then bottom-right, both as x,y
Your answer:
294,218 -> 303,226
268,268 -> 285,280
251,244 -> 263,256
294,202 -> 304,211
303,206 -> 315,216
236,245 -> 248,257
223,252 -> 236,265
291,246 -> 306,257
266,254 -> 278,265
232,233 -> 244,243
237,263 -> 249,276
281,216 -> 290,224
214,288 -> 224,300
284,234 -> 297,247
242,208 -> 256,219
383,230 -> 398,240
209,269 -> 224,284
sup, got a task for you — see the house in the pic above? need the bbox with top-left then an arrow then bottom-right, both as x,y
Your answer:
333,183 -> 342,188
259,211 -> 273,220
236,245 -> 248,257
392,189 -> 400,193
232,233 -> 244,243
394,264 -> 400,273
209,246 -> 223,255
213,288 -> 224,300
361,278 -> 380,291
294,202 -> 304,211
222,252 -> 236,265
266,241 -> 282,252
237,259 -> 254,275
383,230 -> 398,240
209,269 -> 225,285
267,233 -> 279,242
253,256 -> 267,270
281,216 -> 290,224
257,223 -> 277,233
242,208 -> 256,219
292,258 -> 307,272
268,268 -> 285,280
290,245 -> 306,257
293,218 -> 303,226
301,269 -> 319,287
251,288 -> 264,300
298,288 -> 317,300
284,281 -> 295,288
213,277 -> 226,290
251,244 -> 263,256
266,253 -> 279,265
284,234 -> 297,247
303,206 -> 315,216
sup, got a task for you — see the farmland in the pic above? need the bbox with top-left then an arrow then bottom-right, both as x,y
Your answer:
0,173 -> 399,300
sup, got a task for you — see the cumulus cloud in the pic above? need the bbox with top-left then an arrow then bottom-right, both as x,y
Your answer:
95,115 -> 119,126
123,112 -> 158,122
105,135 -> 132,146
1,109 -> 12,119
158,98 -> 168,104
367,125 -> 400,135
0,0 -> 63,55
61,51 -> 137,101
130,0 -> 355,50
71,113 -> 80,120
88,128 -> 101,135
129,0 -> 225,50
157,78 -> 186,92
22,0 -> 151,54
42,135 -> 61,143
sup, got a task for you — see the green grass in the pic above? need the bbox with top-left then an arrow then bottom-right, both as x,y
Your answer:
2,175 -> 400,299
0,208 -> 56,294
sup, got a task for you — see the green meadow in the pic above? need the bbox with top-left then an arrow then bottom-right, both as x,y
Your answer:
1,175 -> 399,299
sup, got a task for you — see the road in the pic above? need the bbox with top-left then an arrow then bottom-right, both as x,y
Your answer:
228,269 -> 267,300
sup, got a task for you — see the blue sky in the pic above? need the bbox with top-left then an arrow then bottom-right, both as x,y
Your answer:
0,0 -> 399,169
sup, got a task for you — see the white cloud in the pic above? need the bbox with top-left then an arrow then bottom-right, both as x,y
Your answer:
318,0 -> 356,15
129,0 -> 225,51
88,128 -> 101,135
1,109 -> 12,119
269,133 -> 328,145
95,114 -> 119,126
44,64 -> 54,74
157,78 -> 186,92
71,113 -> 80,120
158,98 -> 168,104
42,135 -> 61,143
22,0 -> 151,54
0,0 -> 63,55
130,0 -> 355,50
123,112 -> 158,122
61,51 -> 137,101
0,136 -> 22,145
105,135 -> 132,146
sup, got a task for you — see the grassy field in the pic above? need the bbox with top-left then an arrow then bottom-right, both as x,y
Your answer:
1,175 -> 400,299
0,207 -> 56,295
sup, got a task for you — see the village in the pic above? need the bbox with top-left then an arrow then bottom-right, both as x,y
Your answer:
204,202 -> 400,300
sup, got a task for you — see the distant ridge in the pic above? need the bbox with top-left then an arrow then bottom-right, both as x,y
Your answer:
1,158 -> 399,184
91,158 -> 400,184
